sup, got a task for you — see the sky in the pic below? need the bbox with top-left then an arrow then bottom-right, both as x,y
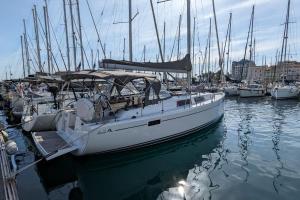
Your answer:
0,0 -> 299,80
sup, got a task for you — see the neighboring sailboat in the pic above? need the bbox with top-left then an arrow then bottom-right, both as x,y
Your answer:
271,0 -> 299,100
271,83 -> 299,99
238,6 -> 265,98
224,84 -> 239,96
239,83 -> 265,97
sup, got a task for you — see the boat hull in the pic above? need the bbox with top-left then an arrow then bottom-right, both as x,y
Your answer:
271,86 -> 299,100
224,87 -> 239,96
239,89 -> 265,97
62,94 -> 225,156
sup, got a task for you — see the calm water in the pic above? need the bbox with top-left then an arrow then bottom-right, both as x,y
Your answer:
2,97 -> 300,200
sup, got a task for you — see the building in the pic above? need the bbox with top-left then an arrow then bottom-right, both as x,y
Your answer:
264,61 -> 300,83
231,59 -> 255,81
246,65 -> 266,83
231,60 -> 300,83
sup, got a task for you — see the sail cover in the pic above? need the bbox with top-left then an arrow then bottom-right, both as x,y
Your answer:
101,54 -> 192,73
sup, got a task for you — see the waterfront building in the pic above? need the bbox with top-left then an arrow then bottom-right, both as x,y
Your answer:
231,60 -> 300,83
231,59 -> 255,81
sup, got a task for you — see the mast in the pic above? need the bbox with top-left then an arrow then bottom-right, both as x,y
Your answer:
128,0 -> 133,61
187,0 -> 191,90
283,0 -> 291,63
192,17 -> 196,77
43,5 -> 51,73
177,14 -> 182,60
150,0 -> 164,62
241,5 -> 254,81
212,0 -> 224,83
143,45 -> 146,62
163,21 -> 166,60
69,0 -> 77,71
21,35 -> 26,78
86,0 -> 106,59
123,37 -> 126,60
23,19 -> 31,75
226,13 -> 232,75
32,5 -> 43,72
63,0 -> 71,71
76,0 -> 84,70
249,6 -> 255,61
208,18 -> 212,84
45,0 -> 53,73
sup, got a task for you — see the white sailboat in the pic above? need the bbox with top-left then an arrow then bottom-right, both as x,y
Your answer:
271,0 -> 299,100
224,84 -> 239,96
271,83 -> 299,100
239,83 -> 265,97
32,69 -> 224,160
31,0 -> 225,160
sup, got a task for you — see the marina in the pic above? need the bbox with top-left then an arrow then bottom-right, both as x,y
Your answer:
0,0 -> 300,199
0,98 -> 300,199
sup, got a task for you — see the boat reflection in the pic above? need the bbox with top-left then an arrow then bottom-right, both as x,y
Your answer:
271,100 -> 286,194
35,120 -> 225,200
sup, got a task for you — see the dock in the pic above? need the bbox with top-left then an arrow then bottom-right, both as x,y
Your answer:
0,131 -> 19,200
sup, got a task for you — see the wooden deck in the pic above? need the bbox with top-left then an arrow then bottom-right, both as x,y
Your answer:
0,131 -> 19,200
33,131 -> 70,154
32,131 -> 77,160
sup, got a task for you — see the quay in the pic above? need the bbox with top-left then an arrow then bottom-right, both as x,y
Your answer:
0,130 -> 19,200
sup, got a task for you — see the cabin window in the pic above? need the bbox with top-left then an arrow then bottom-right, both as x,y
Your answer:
177,99 -> 191,107
148,119 -> 161,126
194,96 -> 205,103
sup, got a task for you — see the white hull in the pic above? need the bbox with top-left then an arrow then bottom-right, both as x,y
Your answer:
239,89 -> 265,97
57,93 -> 225,156
22,113 -> 57,132
224,87 -> 239,96
271,86 -> 299,100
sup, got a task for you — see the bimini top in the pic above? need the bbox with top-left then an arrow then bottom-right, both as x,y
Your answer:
61,70 -> 157,81
101,54 -> 192,73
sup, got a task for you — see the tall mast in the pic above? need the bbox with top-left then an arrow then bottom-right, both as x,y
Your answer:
143,45 -> 146,62
76,0 -> 84,69
63,0 -> 71,71
208,18 -> 212,84
123,37 -> 126,60
163,21 -> 166,60
128,0 -> 133,61
150,0 -> 164,62
69,0 -> 77,71
43,5 -> 51,73
283,0 -> 291,63
241,5 -> 254,81
21,35 -> 26,78
212,0 -> 224,82
187,0 -> 191,90
249,6 -> 255,61
177,14 -> 182,60
192,17 -> 196,77
33,5 -> 43,72
226,13 -> 232,75
23,19 -> 31,75
277,0 -> 291,83
45,0 -> 53,73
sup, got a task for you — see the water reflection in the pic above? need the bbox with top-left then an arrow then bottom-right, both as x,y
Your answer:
34,121 -> 224,200
14,98 -> 300,200
271,101 -> 285,194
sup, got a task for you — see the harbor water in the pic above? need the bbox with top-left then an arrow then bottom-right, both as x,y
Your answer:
2,97 -> 300,200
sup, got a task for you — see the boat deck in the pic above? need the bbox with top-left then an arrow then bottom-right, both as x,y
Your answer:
32,131 -> 77,160
102,93 -> 224,124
